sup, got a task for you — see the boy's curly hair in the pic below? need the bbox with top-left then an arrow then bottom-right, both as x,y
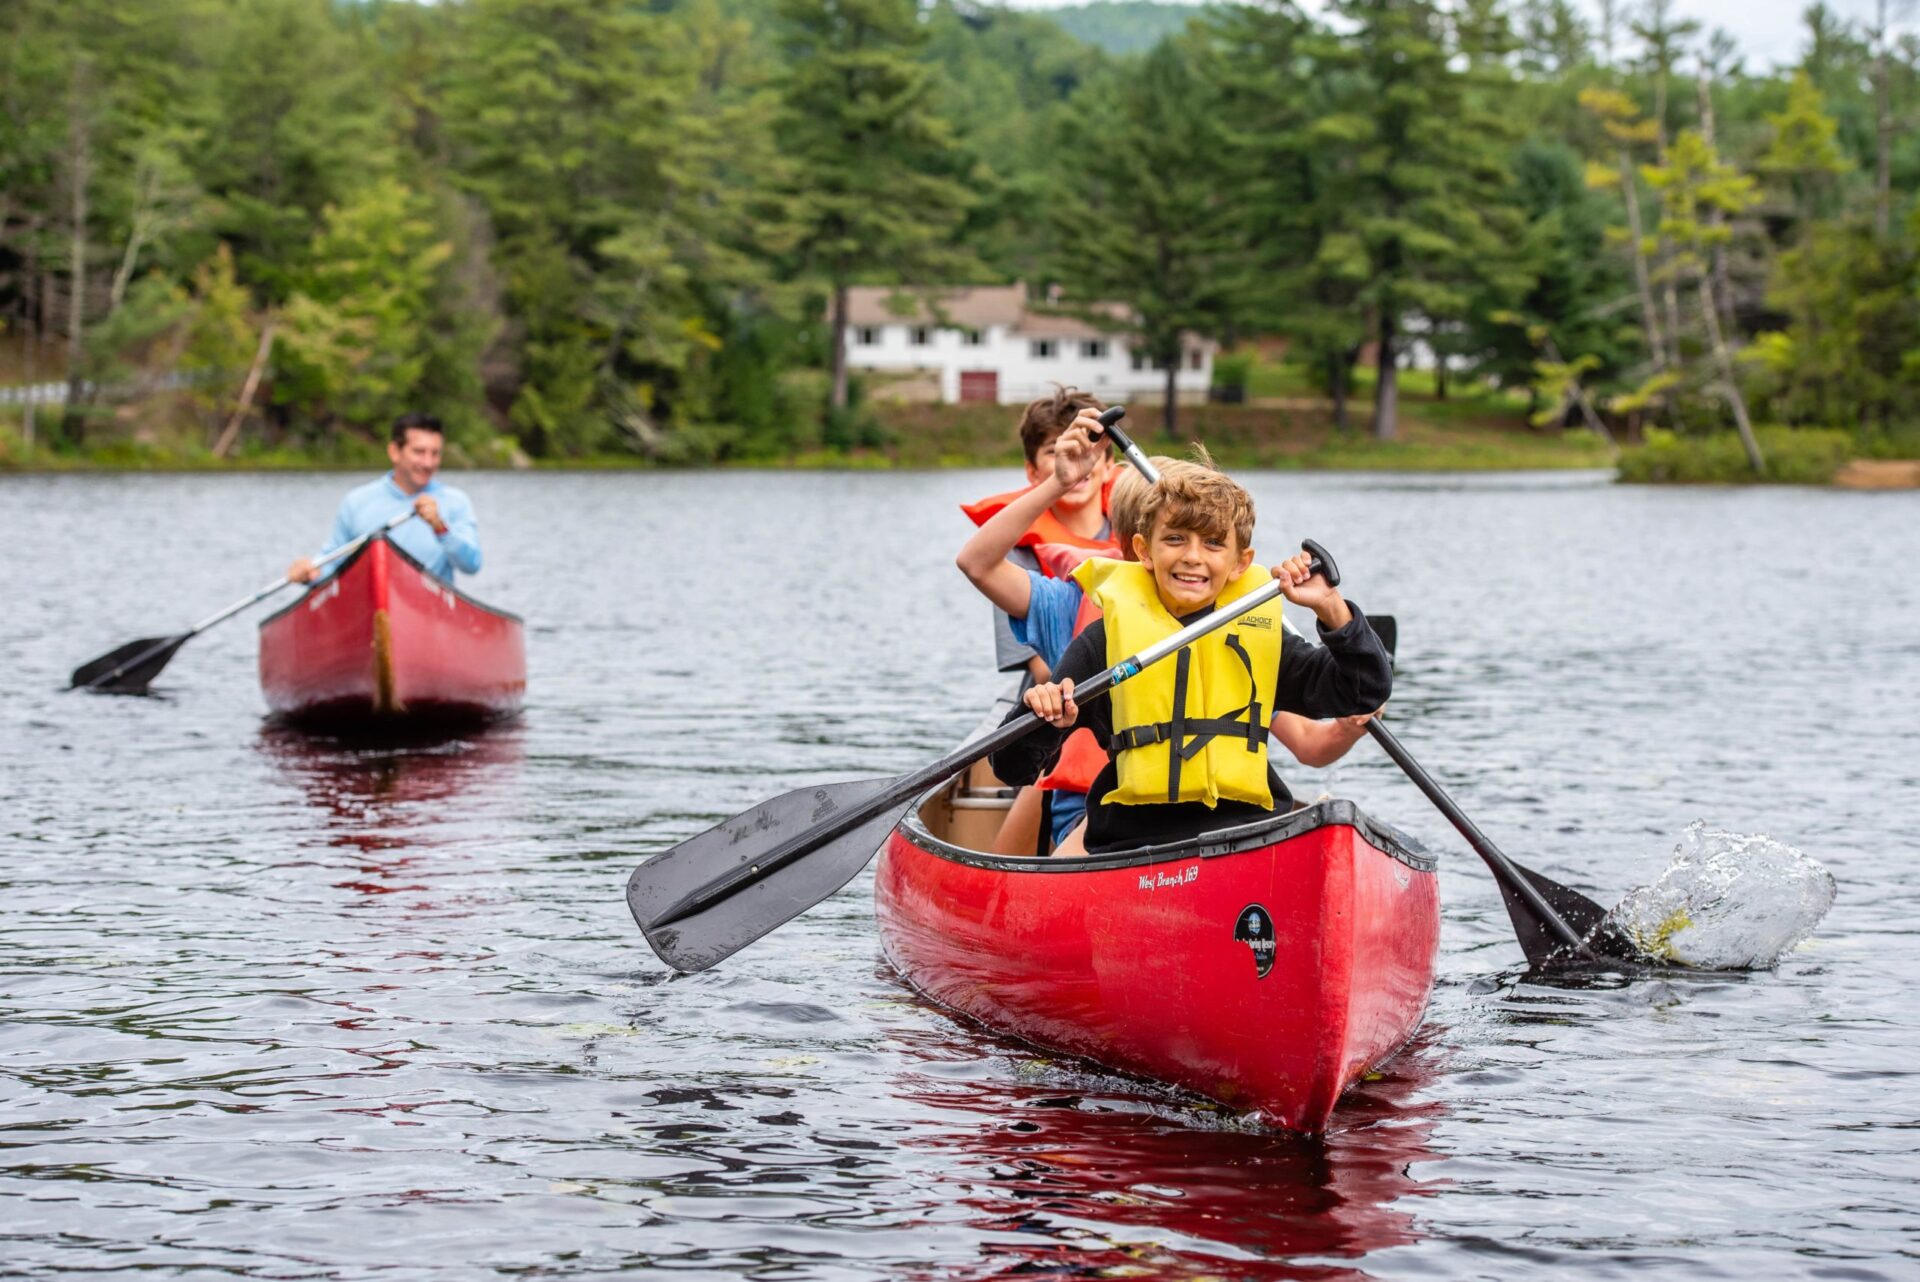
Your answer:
1133,447 -> 1255,551
1109,455 -> 1180,547
1017,385 -> 1104,465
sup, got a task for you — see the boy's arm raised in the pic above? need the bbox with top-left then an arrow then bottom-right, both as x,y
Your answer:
955,419 -> 1106,619
955,485 -> 1050,618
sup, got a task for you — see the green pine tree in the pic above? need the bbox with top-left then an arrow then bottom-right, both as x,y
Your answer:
772,0 -> 977,412
1050,41 -> 1238,437
1317,0 -> 1523,439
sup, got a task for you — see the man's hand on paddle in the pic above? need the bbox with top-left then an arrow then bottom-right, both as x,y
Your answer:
1272,551 -> 1354,630
413,493 -> 448,535
287,557 -> 317,584
1024,678 -> 1079,729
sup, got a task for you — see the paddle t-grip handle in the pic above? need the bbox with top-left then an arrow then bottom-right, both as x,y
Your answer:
1301,539 -> 1339,587
1086,406 -> 1161,480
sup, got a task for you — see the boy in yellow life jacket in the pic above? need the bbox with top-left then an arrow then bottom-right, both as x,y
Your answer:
988,457 -> 1393,855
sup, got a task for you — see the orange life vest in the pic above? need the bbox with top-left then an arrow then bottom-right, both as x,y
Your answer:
959,473 -> 1120,557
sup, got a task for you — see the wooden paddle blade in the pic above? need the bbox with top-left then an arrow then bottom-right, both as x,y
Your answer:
69,635 -> 189,694
628,776 -> 913,973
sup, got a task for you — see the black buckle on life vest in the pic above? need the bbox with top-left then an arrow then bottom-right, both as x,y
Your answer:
1109,723 -> 1173,752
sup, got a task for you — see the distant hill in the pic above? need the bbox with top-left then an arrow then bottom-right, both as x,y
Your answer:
1037,1 -> 1212,55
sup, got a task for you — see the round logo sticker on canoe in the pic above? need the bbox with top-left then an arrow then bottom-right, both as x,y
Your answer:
1234,902 -> 1276,979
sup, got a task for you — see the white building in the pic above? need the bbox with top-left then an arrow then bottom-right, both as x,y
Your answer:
843,283 -> 1216,406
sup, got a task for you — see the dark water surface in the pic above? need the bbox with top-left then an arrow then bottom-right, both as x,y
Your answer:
3,469 -> 1916,1280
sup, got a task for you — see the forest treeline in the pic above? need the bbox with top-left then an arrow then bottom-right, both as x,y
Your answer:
2,0 -> 1917,467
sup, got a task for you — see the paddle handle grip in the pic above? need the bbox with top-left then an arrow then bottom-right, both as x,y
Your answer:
1089,406 -> 1159,481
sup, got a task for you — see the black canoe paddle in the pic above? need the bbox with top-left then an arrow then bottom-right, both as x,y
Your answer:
70,509 -> 417,695
627,413 -> 1348,972
1092,412 -> 1639,968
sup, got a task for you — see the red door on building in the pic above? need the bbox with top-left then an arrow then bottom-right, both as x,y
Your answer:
958,370 -> 999,403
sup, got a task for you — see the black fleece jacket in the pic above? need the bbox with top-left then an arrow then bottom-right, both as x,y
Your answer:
989,602 -> 1393,854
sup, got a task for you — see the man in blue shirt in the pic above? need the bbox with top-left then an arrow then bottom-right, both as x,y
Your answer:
288,412 -> 483,586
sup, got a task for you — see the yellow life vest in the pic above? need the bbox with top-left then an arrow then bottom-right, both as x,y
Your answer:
1072,558 -> 1281,809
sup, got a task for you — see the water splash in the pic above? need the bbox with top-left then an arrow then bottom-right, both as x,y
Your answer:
1606,821 -> 1836,969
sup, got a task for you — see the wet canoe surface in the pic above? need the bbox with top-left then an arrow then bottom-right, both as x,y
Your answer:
879,798 -> 1440,1132
258,535 -> 525,731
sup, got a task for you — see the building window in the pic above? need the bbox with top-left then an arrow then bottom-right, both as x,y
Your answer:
855,326 -> 880,346
910,326 -> 933,346
1189,349 -> 1204,370
1080,340 -> 1108,359
962,329 -> 985,346
1130,352 -> 1147,371
1030,339 -> 1058,359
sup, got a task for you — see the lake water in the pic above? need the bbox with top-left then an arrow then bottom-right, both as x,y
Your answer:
3,468 -> 1916,1279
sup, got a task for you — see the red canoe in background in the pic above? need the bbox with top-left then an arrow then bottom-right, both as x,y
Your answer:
258,535 -> 525,731
875,732 -> 1440,1133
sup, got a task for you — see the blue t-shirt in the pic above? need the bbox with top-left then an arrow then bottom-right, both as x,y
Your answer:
1008,572 -> 1084,672
316,473 -> 482,585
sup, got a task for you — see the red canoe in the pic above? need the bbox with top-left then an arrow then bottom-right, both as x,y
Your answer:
258,535 -> 525,730
875,730 -> 1440,1133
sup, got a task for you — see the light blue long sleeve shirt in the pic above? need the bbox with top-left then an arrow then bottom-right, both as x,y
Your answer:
318,473 -> 482,585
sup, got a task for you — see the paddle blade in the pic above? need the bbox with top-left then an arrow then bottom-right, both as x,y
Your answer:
1371,614 -> 1397,659
628,776 -> 915,974
1498,862 -> 1640,967
70,635 -> 190,694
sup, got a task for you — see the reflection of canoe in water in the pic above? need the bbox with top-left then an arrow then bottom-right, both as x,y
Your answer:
258,535 -> 525,731
875,700 -> 1441,1134
888,1018 -> 1444,1280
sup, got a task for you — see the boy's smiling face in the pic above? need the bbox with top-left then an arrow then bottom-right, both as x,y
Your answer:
1131,516 -> 1255,616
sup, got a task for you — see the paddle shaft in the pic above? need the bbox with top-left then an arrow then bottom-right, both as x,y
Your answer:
646,571 -> 1308,931
77,510 -> 417,691
1363,720 -> 1586,952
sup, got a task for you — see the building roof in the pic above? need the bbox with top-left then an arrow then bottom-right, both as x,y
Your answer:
1018,301 -> 1132,340
846,284 -> 1025,329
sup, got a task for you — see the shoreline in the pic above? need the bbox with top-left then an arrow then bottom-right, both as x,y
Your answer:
5,404 -> 1911,486
0,452 -> 1621,477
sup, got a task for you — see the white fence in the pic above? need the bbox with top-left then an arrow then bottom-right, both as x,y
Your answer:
0,370 -> 212,407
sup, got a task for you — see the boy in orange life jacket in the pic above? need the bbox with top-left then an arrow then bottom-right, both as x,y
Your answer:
960,388 -> 1116,685
990,459 -> 1393,856
961,417 -> 1381,854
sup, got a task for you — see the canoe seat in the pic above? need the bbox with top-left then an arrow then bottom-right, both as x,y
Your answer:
923,763 -> 1018,849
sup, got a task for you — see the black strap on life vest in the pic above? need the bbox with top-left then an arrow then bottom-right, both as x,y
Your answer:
1109,631 -> 1270,801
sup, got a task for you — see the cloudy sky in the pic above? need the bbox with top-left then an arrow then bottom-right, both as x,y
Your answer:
999,0 -> 1912,71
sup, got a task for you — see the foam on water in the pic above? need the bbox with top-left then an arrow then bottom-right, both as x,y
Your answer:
1605,821 -> 1837,969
